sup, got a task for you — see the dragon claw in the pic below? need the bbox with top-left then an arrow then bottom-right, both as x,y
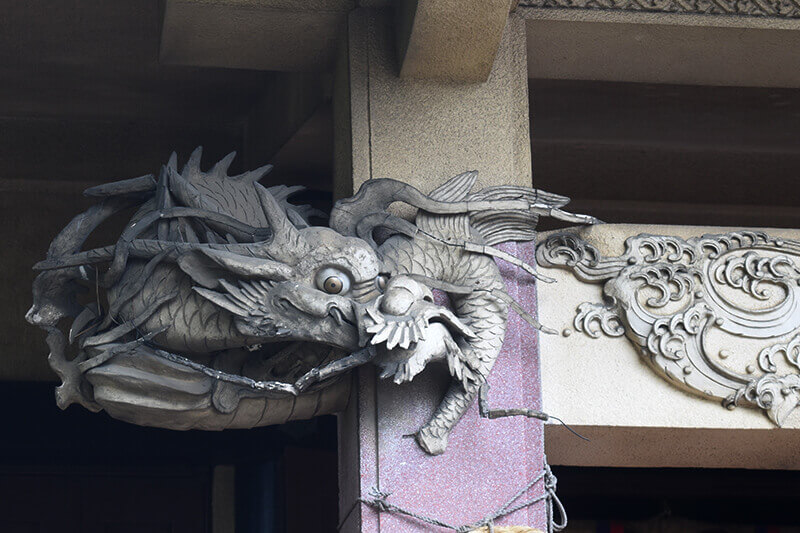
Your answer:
415,427 -> 448,456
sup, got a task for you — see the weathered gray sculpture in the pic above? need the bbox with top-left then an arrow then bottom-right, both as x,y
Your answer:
27,148 -> 596,455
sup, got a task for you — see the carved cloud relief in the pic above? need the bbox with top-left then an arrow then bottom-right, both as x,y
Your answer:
537,231 -> 800,426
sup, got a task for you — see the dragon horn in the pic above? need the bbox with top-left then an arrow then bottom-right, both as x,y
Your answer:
177,248 -> 293,289
255,185 -> 310,257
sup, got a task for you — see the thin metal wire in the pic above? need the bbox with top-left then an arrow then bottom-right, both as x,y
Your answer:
337,458 -> 565,533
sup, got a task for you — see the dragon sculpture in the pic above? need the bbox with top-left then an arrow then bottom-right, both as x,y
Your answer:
27,148 -> 596,455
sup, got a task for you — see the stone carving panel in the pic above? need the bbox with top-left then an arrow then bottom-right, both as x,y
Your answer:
537,230 -> 800,426
519,0 -> 800,19
26,148 -> 596,455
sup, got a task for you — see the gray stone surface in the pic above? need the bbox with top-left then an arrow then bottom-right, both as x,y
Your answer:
395,0 -> 513,82
336,10 -> 532,201
536,223 -> 800,469
334,9 -> 557,531
522,9 -> 800,87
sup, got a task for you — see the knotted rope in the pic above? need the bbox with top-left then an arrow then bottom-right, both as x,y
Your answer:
338,458 -> 566,533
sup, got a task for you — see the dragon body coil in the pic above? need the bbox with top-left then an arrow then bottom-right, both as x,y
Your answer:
27,148 -> 596,454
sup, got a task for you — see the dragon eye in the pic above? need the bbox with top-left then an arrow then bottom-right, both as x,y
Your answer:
324,277 -> 343,294
375,274 -> 389,292
316,267 -> 351,295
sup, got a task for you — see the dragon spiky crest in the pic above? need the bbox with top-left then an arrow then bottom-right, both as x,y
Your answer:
28,148 -> 597,455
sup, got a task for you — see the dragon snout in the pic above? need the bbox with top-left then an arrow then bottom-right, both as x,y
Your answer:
26,303 -> 58,326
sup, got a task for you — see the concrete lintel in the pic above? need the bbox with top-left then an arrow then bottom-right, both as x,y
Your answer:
160,0 -> 354,71
395,0 -> 515,82
537,223 -> 800,470
522,9 -> 800,87
546,425 -> 800,470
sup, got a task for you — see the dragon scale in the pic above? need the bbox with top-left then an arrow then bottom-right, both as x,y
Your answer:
380,234 -> 509,451
27,149 -> 597,455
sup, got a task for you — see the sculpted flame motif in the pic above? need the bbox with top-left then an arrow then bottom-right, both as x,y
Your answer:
537,230 -> 800,426
26,148 -> 596,455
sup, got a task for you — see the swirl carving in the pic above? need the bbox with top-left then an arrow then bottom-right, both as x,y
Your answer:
631,264 -> 699,308
518,0 -> 800,20
574,303 -> 625,338
714,252 -> 800,301
537,230 -> 800,426
646,304 -> 712,362
758,333 -> 800,373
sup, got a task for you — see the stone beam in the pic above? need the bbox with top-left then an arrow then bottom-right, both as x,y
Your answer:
160,0 -> 353,71
563,199 -> 800,229
395,0 -> 515,81
520,8 -> 800,87
535,223 -> 800,470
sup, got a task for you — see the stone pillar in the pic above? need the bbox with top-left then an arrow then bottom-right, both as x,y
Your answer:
335,9 -> 548,532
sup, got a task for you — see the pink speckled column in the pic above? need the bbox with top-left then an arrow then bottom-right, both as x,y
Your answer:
339,242 -> 546,532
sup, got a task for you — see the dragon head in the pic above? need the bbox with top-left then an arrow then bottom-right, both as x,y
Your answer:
177,222 -> 475,389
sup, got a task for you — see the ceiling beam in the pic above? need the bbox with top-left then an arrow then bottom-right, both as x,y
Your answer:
160,0 -> 354,71
522,8 -> 800,87
395,0 -> 515,81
